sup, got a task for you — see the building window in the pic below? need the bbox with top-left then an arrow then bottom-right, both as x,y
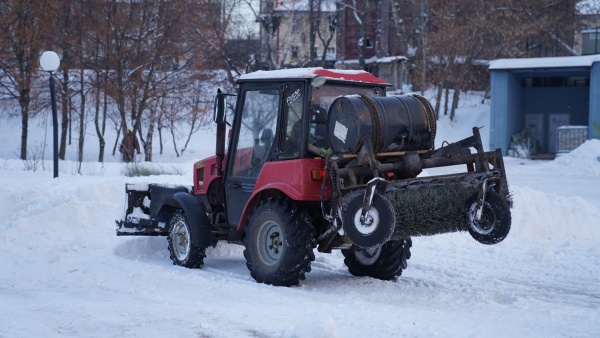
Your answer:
292,21 -> 298,32
523,76 -> 589,88
366,38 -> 373,49
327,46 -> 335,54
291,46 -> 298,59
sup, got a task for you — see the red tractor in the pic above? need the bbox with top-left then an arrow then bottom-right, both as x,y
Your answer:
117,68 -> 511,286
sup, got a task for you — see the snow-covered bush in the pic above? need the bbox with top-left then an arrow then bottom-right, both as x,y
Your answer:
507,129 -> 539,159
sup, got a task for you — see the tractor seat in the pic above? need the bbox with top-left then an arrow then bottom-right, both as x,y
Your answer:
253,129 -> 273,161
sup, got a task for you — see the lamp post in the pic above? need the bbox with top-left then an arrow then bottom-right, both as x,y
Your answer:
40,51 -> 61,178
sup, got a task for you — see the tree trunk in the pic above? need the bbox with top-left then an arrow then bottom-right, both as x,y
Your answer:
117,63 -> 129,135
444,87 -> 450,115
59,69 -> 69,160
94,71 -> 107,163
20,105 -> 29,160
158,105 -> 165,155
145,130 -> 153,162
145,106 -> 156,162
419,2 -> 427,95
358,8 -> 366,69
482,85 -> 490,104
158,127 -> 164,155
170,117 -> 180,157
78,68 -> 86,163
450,88 -> 460,122
180,113 -> 198,156
434,82 -> 442,120
309,0 -> 315,64
113,125 -> 122,157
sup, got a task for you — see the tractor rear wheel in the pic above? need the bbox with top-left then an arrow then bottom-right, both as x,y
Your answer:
342,239 -> 412,281
168,211 -> 206,268
243,197 -> 316,286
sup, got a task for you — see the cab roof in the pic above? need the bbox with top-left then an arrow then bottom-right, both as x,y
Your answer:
237,67 -> 391,86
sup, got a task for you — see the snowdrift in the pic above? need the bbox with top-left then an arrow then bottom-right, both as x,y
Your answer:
546,139 -> 600,177
1,138 -> 598,260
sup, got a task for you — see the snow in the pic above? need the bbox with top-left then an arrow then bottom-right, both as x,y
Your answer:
240,68 -> 390,85
274,0 -> 336,12
577,0 -> 600,15
1,90 -> 600,337
335,55 -> 410,65
488,54 -> 600,70
376,56 -> 408,63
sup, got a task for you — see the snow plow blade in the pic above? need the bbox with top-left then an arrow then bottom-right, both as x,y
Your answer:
116,183 -> 191,236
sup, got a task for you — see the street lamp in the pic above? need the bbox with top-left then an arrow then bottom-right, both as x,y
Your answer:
40,51 -> 60,178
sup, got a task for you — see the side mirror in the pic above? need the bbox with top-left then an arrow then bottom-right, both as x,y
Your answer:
213,89 -> 225,124
311,76 -> 327,88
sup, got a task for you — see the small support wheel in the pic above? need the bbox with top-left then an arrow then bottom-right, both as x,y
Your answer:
168,211 -> 206,268
343,192 -> 396,249
467,191 -> 511,245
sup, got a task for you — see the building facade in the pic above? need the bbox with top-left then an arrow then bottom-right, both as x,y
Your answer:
489,55 -> 600,156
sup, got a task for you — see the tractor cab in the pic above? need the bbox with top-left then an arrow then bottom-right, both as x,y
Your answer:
214,69 -> 391,228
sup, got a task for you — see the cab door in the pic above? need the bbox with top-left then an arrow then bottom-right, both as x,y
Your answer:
223,86 -> 281,226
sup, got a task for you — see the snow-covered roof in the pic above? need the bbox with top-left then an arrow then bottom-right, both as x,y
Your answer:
488,55 -> 600,70
376,56 -> 408,63
335,56 -> 379,65
238,68 -> 390,85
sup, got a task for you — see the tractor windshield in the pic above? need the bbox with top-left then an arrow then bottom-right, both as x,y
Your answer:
231,88 -> 280,178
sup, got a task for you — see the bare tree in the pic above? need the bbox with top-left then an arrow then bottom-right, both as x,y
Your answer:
315,1 -> 338,67
391,0 -> 577,111
248,0 -> 279,70
81,0 -> 213,161
205,0 -> 255,86
0,0 -> 52,160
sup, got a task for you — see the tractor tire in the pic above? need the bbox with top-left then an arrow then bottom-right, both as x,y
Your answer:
243,197 -> 316,286
342,239 -> 412,281
466,191 -> 511,245
168,211 -> 206,268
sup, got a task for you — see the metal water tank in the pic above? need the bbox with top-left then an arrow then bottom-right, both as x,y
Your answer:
326,94 -> 436,154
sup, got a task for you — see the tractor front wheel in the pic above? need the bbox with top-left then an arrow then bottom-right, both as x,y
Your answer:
342,239 -> 412,281
243,197 -> 316,286
167,211 -> 206,268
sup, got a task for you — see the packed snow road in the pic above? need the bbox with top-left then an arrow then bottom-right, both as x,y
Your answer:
1,143 -> 599,337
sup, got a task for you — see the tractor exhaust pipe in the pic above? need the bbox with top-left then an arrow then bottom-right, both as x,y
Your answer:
214,89 -> 226,176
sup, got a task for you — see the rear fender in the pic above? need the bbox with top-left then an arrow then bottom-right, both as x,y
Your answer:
148,184 -> 189,219
236,185 -> 296,232
235,159 -> 325,231
166,192 -> 213,248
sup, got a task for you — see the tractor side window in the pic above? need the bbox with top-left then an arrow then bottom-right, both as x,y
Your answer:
231,89 -> 280,178
280,83 -> 304,159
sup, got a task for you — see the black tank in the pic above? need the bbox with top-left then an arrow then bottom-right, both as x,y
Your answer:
326,94 -> 436,154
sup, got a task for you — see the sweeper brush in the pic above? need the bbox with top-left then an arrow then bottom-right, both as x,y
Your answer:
322,94 -> 512,250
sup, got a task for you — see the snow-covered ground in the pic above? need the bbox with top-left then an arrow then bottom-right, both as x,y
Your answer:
1,91 -> 599,337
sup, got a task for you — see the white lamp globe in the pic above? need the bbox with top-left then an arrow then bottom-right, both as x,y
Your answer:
40,51 -> 60,72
